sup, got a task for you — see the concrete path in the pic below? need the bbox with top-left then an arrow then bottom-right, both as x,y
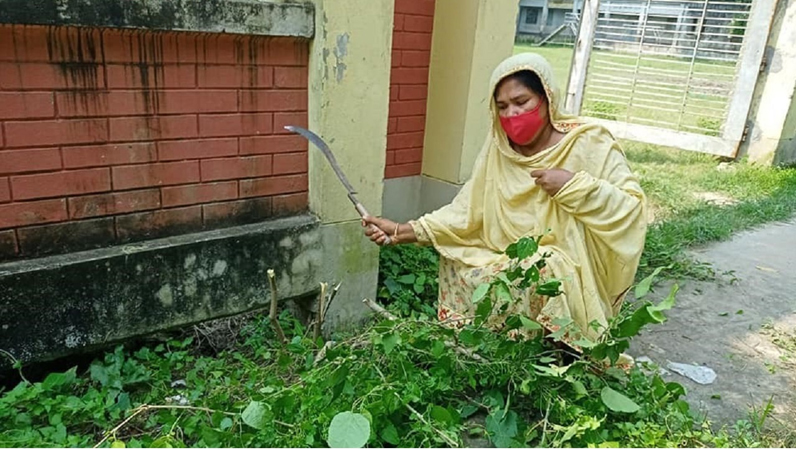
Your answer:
630,219 -> 796,425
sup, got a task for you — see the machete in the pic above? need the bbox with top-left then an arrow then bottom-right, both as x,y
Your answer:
284,125 -> 392,245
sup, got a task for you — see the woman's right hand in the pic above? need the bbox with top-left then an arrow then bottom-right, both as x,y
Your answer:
362,215 -> 398,246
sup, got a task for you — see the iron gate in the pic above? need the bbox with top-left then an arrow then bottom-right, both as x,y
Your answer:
565,0 -> 777,157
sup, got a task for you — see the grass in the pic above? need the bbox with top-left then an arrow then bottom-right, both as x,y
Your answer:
513,44 -> 735,135
625,142 -> 796,279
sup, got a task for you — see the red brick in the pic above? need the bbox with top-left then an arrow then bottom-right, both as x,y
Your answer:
274,67 -> 308,88
397,116 -> 426,133
0,63 -> 106,90
5,119 -> 108,148
240,174 -> 308,197
113,161 -> 200,190
161,181 -> 238,207
158,138 -> 238,161
56,91 -> 140,117
115,206 -> 203,242
0,26 -> 50,62
0,148 -> 61,175
240,135 -> 308,155
0,198 -> 67,229
272,192 -> 308,216
393,32 -> 433,51
199,113 -> 273,138
395,0 -> 435,16
103,32 -> 197,64
387,132 -> 425,150
63,143 -> 157,168
106,64 -> 197,89
0,92 -> 54,119
391,68 -> 429,85
389,100 -> 427,117
268,39 -> 309,66
240,90 -> 307,112
400,85 -> 428,100
403,15 -> 434,33
17,217 -> 116,257
0,178 -> 10,203
109,115 -> 197,142
385,162 -> 422,179
390,85 -> 400,101
386,150 -> 396,166
388,118 -> 398,133
11,168 -> 110,200
197,35 -> 269,65
393,14 -> 405,32
273,152 -> 308,175
203,197 -> 273,228
394,147 -> 423,164
69,189 -> 161,219
201,155 -> 273,181
197,65 -> 273,88
391,49 -> 401,68
44,28 -> 103,64
158,90 -> 238,115
273,112 -> 308,134
401,50 -> 431,68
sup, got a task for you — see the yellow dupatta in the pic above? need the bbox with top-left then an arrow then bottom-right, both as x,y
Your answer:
415,53 -> 648,335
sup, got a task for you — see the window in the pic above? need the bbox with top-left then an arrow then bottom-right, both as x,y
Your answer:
525,7 -> 541,24
546,11 -> 555,26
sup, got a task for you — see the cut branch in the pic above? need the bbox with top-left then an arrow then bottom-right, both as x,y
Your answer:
362,299 -> 486,362
313,282 -> 328,342
267,269 -> 287,346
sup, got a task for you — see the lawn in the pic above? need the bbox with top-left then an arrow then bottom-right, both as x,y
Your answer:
513,44 -> 735,135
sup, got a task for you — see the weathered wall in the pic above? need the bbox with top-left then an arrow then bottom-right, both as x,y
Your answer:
385,0 -> 435,179
0,25 -> 310,261
0,215 -> 322,367
0,0 -> 314,37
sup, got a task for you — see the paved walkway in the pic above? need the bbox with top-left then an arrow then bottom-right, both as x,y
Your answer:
630,219 -> 796,425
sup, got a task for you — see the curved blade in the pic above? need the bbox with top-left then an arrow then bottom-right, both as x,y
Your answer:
284,125 -> 357,195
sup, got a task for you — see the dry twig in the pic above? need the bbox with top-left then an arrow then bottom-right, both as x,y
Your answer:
267,269 -> 287,346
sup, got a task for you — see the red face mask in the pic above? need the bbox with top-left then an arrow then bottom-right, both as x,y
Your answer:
499,102 -> 546,145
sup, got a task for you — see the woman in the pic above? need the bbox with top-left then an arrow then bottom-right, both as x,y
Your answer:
364,52 -> 647,343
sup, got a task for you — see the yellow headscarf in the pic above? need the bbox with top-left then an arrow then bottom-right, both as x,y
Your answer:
415,52 -> 648,331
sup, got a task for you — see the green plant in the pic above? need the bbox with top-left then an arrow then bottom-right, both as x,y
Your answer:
0,237 -> 777,448
697,117 -> 722,137
377,245 -> 439,318
585,100 -> 625,121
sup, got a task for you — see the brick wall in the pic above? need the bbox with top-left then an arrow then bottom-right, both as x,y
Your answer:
0,25 -> 309,261
385,0 -> 435,179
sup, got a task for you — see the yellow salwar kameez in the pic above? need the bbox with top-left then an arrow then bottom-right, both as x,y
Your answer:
409,53 -> 648,342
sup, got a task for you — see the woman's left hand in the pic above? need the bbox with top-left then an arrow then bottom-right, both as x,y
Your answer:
531,168 -> 575,196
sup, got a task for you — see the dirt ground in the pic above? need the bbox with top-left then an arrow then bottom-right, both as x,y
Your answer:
629,219 -> 796,426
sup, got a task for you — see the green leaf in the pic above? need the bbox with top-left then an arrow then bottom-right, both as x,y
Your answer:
149,436 -> 175,448
524,266 -> 540,283
494,282 -> 513,304
571,338 -> 597,348
485,409 -> 518,448
634,266 -> 665,299
241,401 -> 268,430
472,283 -> 491,304
536,280 -> 562,297
381,333 -> 401,355
475,297 -> 493,325
600,387 -> 640,413
519,316 -> 543,331
219,417 -> 233,431
327,412 -> 370,448
506,237 -> 538,261
397,274 -> 416,285
380,424 -> 400,445
431,405 -> 454,426
110,440 -> 126,448
572,380 -> 588,396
